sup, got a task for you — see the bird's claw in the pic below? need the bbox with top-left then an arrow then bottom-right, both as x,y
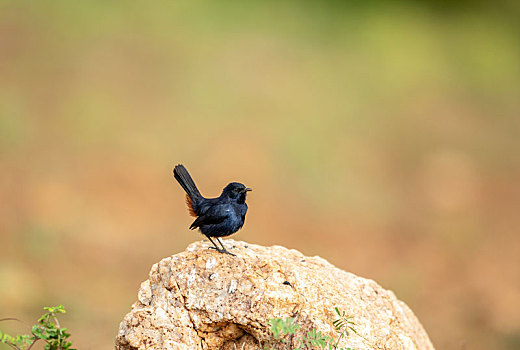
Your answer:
208,246 -> 236,256
223,250 -> 236,257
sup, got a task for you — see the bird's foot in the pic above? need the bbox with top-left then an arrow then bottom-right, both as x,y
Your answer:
222,249 -> 236,257
208,246 -> 236,257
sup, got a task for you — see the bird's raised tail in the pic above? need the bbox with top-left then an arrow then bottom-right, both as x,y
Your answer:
174,164 -> 202,217
173,164 -> 202,201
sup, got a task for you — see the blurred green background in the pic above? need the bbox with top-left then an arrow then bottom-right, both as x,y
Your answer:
1,1 -> 519,349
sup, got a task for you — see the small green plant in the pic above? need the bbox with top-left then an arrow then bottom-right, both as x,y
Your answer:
0,305 -> 75,350
269,317 -> 300,340
296,328 -> 333,349
331,307 -> 357,348
267,308 -> 356,350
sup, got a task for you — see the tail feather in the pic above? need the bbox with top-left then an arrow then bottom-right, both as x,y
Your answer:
185,195 -> 197,217
173,164 -> 202,201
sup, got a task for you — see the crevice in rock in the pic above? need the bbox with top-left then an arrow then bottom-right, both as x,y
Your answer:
194,322 -> 262,350
120,345 -> 138,350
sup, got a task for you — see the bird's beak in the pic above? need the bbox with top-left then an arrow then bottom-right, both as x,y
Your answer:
244,188 -> 252,192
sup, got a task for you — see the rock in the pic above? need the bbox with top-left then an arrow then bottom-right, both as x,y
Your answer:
116,240 -> 435,350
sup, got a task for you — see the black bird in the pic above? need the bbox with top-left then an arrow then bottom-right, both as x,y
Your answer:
173,164 -> 251,256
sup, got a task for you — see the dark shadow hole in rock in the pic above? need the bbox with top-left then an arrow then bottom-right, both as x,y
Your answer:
117,345 -> 138,350
197,322 -> 265,349
223,333 -> 261,350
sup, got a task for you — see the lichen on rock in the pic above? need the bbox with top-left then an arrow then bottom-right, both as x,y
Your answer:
116,240 -> 434,350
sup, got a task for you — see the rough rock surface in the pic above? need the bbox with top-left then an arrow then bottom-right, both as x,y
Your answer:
116,240 -> 434,350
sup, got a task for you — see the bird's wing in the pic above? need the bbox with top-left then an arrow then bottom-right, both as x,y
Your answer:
189,204 -> 232,230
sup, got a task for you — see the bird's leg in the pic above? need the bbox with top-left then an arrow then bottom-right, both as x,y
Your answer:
217,238 -> 236,256
206,236 -> 236,256
217,237 -> 226,250
207,236 -> 222,251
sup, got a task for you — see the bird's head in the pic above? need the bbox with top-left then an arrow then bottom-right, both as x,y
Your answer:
222,182 -> 252,203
